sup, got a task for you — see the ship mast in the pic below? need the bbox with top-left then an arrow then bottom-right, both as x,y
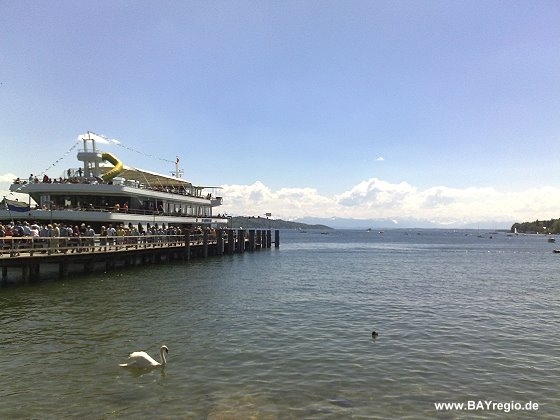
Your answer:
172,156 -> 183,178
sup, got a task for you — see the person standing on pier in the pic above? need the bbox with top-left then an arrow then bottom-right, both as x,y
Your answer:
100,226 -> 108,251
107,224 -> 116,250
53,223 -> 60,253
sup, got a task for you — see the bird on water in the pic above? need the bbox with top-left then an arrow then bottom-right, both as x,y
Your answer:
372,331 -> 379,338
119,345 -> 169,369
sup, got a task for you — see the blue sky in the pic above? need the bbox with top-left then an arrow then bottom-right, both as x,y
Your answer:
1,1 -> 559,227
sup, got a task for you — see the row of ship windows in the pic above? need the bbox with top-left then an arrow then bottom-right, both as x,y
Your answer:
38,195 -> 212,217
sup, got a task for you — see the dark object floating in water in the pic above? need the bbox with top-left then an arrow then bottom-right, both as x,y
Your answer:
371,331 -> 379,338
329,398 -> 354,408
553,249 -> 560,254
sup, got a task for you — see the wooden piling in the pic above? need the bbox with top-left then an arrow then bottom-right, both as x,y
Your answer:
227,230 -> 235,254
249,230 -> 255,251
237,229 -> 245,253
184,230 -> 191,261
275,230 -> 280,247
22,265 -> 30,284
31,264 -> 40,281
203,228 -> 209,258
60,261 -> 69,278
216,229 -> 223,255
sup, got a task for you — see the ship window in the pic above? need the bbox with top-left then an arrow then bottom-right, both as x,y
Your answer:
39,195 -> 51,207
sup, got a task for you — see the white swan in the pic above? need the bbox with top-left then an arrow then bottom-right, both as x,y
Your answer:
119,345 -> 168,368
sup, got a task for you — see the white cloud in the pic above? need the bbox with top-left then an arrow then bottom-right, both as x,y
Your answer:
376,156 -> 384,161
0,173 -> 18,184
220,181 -> 334,219
2,169 -> 557,227
220,178 -> 560,226
336,178 -> 416,209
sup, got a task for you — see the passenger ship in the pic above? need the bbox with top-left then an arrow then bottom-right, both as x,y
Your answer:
0,134 -> 228,229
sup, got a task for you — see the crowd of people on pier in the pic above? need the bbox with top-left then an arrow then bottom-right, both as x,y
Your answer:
0,220 -> 196,239
0,220 -> 206,256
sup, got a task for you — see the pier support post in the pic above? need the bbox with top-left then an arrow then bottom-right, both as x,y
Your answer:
2,266 -> 7,286
227,230 -> 235,254
22,265 -> 30,284
266,230 -> 272,248
275,230 -> 280,248
60,261 -> 69,278
203,228 -> 209,258
216,229 -> 223,255
249,230 -> 255,251
184,230 -> 191,261
237,229 -> 245,253
31,264 -> 40,281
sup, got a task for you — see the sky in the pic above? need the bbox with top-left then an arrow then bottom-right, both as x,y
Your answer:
1,1 -> 559,228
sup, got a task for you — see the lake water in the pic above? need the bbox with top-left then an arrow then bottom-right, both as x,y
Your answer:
1,229 -> 559,418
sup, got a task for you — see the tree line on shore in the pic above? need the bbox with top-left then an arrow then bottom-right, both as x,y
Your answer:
511,218 -> 560,234
231,216 -> 331,230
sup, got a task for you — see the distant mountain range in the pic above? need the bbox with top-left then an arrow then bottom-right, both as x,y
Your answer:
293,217 -> 511,230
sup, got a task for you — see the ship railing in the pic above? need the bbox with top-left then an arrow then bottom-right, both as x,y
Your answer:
20,174 -> 210,199
0,230 -> 253,257
32,206 -> 215,218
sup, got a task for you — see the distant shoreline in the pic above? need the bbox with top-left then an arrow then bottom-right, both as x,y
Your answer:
229,216 -> 332,230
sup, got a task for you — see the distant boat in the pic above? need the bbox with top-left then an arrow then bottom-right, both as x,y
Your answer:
366,228 -> 372,232
477,225 -> 485,238
548,237 -> 556,243
508,227 -> 519,237
553,249 -> 560,254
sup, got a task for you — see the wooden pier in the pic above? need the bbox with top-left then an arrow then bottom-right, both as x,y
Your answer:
0,229 -> 280,286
